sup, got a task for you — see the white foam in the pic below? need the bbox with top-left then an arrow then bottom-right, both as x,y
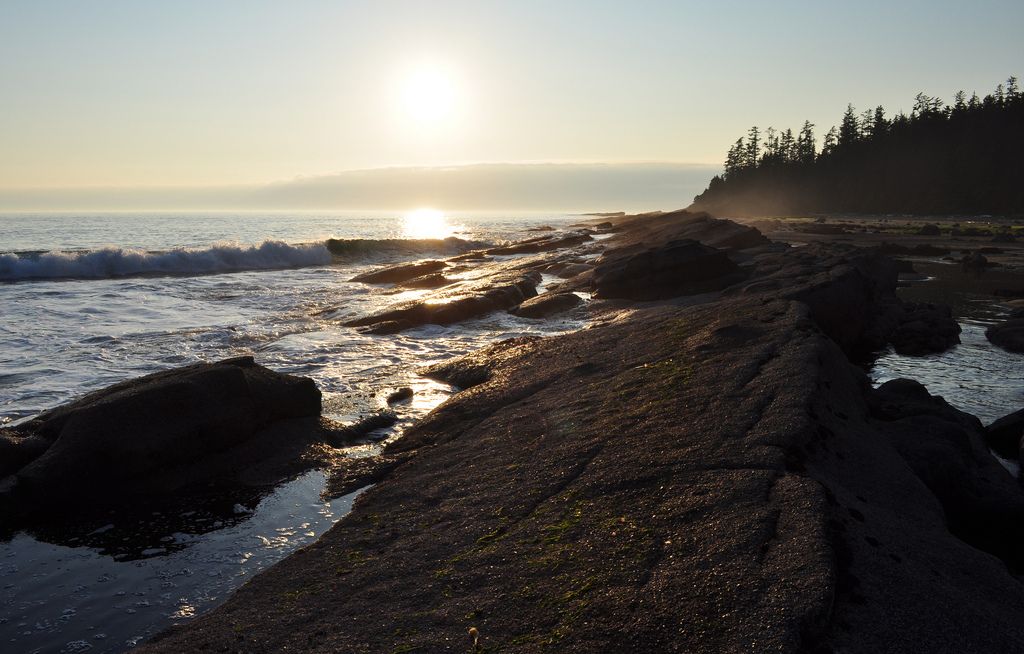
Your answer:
0,241 -> 332,281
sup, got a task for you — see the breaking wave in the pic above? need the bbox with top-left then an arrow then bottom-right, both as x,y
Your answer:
0,241 -> 333,281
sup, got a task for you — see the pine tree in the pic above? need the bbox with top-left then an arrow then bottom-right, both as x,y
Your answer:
821,126 -> 838,155
797,121 -> 816,164
871,106 -> 888,139
745,126 -> 761,169
779,128 -> 796,163
838,105 -> 859,148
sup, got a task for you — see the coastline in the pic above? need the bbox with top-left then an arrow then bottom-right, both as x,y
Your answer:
128,212 -> 1024,652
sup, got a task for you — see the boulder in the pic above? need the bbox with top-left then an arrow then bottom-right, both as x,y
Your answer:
510,292 -> 583,319
986,408 -> 1024,459
987,309 -> 1024,353
1,357 -> 321,505
352,260 -> 446,284
386,387 -> 414,405
870,379 -> 1024,569
918,223 -> 941,236
888,302 -> 962,355
592,239 -> 741,300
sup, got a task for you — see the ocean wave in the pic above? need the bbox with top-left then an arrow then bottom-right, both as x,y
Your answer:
0,241 -> 333,281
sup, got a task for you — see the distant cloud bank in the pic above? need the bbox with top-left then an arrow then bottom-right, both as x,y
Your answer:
0,162 -> 718,213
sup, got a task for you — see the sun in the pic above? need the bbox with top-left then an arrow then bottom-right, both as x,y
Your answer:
400,67 -> 456,124
403,208 -> 460,239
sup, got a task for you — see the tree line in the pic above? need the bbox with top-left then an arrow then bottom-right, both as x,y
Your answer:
691,77 -> 1024,215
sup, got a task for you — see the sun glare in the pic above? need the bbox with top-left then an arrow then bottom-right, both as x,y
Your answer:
400,67 -> 456,124
403,208 -> 459,239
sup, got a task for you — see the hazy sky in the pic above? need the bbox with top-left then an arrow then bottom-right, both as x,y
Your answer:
1,0 -> 1021,207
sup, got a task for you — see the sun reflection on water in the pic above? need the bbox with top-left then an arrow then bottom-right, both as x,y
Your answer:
402,208 -> 462,239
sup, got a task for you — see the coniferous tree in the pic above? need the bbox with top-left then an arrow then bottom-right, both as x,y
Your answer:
797,121 -> 816,164
871,106 -> 888,138
692,76 -> 1024,215
838,105 -> 859,148
745,126 -> 761,168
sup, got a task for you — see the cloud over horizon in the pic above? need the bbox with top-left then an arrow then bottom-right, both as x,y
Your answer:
0,162 -> 719,213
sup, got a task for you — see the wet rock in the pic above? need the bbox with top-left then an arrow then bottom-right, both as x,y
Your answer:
422,336 -> 541,390
870,379 -> 1024,570
510,292 -> 582,319
556,262 -> 592,278
448,251 -> 489,262
345,273 -> 542,334
483,232 -> 591,256
396,272 -> 452,289
330,410 -> 398,443
386,387 -> 414,405
0,432 -> 50,479
960,251 -> 990,274
893,259 -> 916,273
1,357 -> 321,509
888,302 -> 962,356
593,239 -> 741,300
351,260 -> 447,284
325,452 -> 415,498
986,408 -> 1024,459
987,310 -> 1024,353
918,223 -> 941,236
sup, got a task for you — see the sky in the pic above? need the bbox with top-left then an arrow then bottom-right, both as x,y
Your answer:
1,0 -> 1022,210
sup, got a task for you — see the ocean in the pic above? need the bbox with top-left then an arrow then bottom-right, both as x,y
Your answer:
0,210 -> 591,652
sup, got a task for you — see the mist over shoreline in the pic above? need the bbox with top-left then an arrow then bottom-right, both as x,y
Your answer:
0,162 -> 718,213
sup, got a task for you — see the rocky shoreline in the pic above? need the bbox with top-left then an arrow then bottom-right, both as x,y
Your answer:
5,211 -> 1024,652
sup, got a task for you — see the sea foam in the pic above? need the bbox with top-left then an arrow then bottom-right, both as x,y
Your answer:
0,240 -> 332,281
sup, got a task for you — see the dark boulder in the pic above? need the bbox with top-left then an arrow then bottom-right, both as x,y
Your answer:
1,357 -> 321,505
870,378 -> 1024,570
960,251 -> 990,274
386,387 -> 414,405
918,223 -> 941,236
987,308 -> 1024,352
351,260 -> 446,284
888,302 -> 962,356
986,408 -> 1024,459
510,292 -> 583,319
0,432 -> 50,479
987,314 -> 1024,353
592,239 -> 741,301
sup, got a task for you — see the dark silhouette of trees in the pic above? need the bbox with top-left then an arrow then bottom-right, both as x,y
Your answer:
692,77 -> 1024,215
